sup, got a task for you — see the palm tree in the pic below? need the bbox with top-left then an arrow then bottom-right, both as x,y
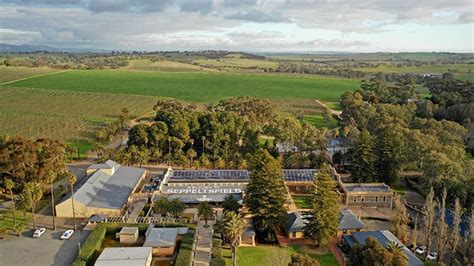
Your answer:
67,172 -> 77,230
16,191 -> 31,217
45,171 -> 57,230
13,224 -> 24,237
222,194 -> 240,213
4,178 -> 16,226
91,142 -> 105,159
186,148 -> 197,169
168,199 -> 185,219
222,211 -> 246,266
387,242 -> 408,266
154,197 -> 169,218
24,182 -> 43,229
197,201 -> 214,226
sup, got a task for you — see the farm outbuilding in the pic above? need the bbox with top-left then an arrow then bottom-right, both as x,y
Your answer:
118,227 -> 139,244
55,160 -> 146,218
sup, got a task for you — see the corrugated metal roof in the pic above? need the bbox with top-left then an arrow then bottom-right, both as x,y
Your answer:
338,209 -> 365,230
95,247 -> 151,266
143,228 -> 179,247
70,161 -> 145,210
348,230 -> 423,266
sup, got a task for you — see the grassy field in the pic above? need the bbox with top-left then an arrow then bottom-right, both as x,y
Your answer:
360,64 -> 474,79
292,195 -> 313,209
194,57 -> 278,69
4,70 -> 359,103
0,86 -> 158,144
221,245 -> 338,266
303,114 -> 338,129
0,66 -> 61,84
125,59 -> 216,72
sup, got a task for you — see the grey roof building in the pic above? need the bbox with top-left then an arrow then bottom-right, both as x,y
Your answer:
284,212 -> 307,238
343,230 -> 423,266
338,208 -> 365,232
143,227 -> 179,248
56,160 -> 146,218
95,247 -> 152,266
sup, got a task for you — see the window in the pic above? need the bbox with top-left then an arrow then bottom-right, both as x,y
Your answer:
292,232 -> 297,238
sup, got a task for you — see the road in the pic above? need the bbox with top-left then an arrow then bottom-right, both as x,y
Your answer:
0,228 -> 90,266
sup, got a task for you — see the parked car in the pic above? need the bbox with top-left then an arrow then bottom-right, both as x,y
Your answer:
415,245 -> 427,255
33,228 -> 46,238
426,252 -> 438,261
60,230 -> 74,240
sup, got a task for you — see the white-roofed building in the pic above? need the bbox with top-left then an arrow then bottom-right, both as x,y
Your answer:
143,226 -> 180,257
55,160 -> 146,218
95,247 -> 152,266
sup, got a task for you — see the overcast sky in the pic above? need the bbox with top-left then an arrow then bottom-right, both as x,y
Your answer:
0,0 -> 473,52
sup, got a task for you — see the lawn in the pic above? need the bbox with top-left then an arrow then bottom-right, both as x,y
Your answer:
221,245 -> 338,266
292,195 -> 312,209
0,86 -> 158,147
0,207 -> 31,230
4,70 -> 360,103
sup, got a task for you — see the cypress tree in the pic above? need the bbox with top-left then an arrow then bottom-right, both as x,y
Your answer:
351,129 -> 377,182
244,150 -> 287,240
376,126 -> 403,186
304,163 -> 340,246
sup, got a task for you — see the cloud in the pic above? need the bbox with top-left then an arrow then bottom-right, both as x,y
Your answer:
179,0 -> 213,15
226,10 -> 289,23
0,0 -> 472,52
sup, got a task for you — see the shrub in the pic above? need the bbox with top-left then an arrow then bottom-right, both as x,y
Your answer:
290,253 -> 320,266
175,230 -> 195,266
73,224 -> 107,265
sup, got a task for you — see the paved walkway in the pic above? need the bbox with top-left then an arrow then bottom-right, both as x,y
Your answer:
193,220 -> 214,266
126,200 -> 146,223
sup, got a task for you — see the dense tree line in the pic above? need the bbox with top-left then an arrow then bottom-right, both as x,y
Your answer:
116,97 -> 327,169
344,78 -> 473,213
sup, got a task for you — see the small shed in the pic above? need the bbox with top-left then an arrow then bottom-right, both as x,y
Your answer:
143,227 -> 179,257
117,227 -> 139,244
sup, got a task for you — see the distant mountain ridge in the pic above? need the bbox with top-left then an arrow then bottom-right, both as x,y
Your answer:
0,43 -> 110,53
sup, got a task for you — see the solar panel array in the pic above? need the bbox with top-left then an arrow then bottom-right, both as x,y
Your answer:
170,170 -> 250,181
168,169 -> 319,182
282,169 -> 317,182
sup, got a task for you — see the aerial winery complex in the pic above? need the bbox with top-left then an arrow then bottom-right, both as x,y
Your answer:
0,1 -> 472,265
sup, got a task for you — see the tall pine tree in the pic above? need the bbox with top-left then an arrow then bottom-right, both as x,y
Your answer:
351,129 -> 377,182
376,126 -> 404,186
304,163 -> 340,246
244,150 -> 287,240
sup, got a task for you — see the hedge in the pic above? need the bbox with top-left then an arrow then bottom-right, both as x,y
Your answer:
175,230 -> 195,266
73,224 -> 107,265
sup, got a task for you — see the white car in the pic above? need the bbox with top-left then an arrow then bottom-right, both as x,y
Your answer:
426,252 -> 438,261
33,228 -> 46,238
60,230 -> 74,240
415,245 -> 426,255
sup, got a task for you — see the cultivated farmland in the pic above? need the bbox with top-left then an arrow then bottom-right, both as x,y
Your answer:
0,86 -> 158,143
4,70 -> 359,102
0,66 -> 62,84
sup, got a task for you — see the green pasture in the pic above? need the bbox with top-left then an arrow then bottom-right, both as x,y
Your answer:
221,245 -> 338,266
4,70 -> 360,103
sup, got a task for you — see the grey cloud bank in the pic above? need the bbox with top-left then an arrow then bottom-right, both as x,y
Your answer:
0,0 -> 472,52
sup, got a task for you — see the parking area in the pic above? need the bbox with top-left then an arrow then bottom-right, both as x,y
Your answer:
0,228 -> 90,266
